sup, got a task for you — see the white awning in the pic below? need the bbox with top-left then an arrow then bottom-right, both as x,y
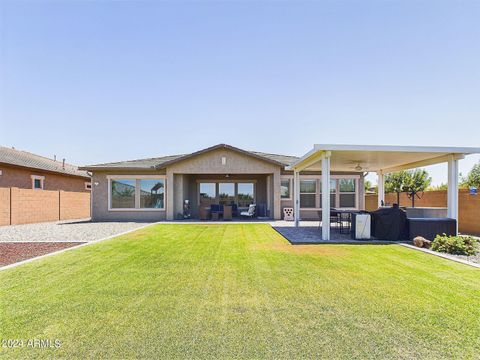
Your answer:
287,144 -> 480,173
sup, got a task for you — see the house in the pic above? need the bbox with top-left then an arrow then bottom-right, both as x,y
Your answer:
80,144 -> 366,221
0,146 -> 91,192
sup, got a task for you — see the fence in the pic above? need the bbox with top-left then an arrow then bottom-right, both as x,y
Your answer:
0,187 -> 90,226
365,189 -> 480,235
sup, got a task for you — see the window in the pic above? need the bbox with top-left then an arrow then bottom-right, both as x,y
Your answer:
339,179 -> 356,208
281,179 -> 291,199
31,175 -> 44,190
109,177 -> 165,210
319,180 -> 337,208
140,179 -> 164,209
237,183 -> 254,207
85,182 -> 92,190
111,179 -> 136,208
300,180 -> 316,208
200,183 -> 216,199
219,183 -> 235,205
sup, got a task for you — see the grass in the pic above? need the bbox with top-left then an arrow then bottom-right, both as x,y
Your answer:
1,224 -> 479,359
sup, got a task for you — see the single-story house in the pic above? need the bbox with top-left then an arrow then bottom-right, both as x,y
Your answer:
0,145 -> 91,192
81,144 -> 366,222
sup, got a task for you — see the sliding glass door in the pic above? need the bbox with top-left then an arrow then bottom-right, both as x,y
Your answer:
198,182 -> 255,207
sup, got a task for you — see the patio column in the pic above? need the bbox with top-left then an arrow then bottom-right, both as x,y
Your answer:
447,155 -> 459,232
294,170 -> 300,227
377,171 -> 385,208
321,151 -> 331,241
166,171 -> 175,220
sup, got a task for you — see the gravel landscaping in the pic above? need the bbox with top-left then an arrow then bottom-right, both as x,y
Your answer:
431,238 -> 480,265
0,219 -> 154,243
0,242 -> 85,266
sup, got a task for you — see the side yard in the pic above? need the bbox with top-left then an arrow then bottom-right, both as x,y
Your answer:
1,224 -> 479,359
0,220 -> 152,266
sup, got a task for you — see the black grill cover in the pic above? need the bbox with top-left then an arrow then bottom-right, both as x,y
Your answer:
371,206 -> 408,240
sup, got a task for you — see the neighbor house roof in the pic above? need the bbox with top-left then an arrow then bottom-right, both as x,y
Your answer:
80,144 -> 299,171
0,146 -> 90,178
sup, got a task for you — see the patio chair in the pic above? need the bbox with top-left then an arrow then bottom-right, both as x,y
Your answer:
240,204 -> 256,218
210,204 -> 223,220
317,210 -> 340,231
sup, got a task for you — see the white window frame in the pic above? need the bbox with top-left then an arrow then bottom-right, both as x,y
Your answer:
107,175 -> 166,211
299,179 -> 317,209
338,178 -> 357,209
85,182 -> 92,190
31,175 -> 45,190
196,179 -> 257,207
295,174 -> 360,211
280,177 -> 292,200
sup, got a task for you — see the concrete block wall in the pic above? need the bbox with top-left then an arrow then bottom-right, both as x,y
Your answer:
0,188 -> 10,226
0,187 -> 91,226
59,191 -> 91,220
10,188 -> 59,225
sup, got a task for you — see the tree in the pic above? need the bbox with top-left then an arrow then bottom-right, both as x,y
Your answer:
364,180 -> 377,193
403,169 -> 432,207
385,171 -> 409,205
427,183 -> 448,191
465,162 -> 480,189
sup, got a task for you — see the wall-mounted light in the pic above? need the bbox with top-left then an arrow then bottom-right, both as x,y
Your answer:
94,182 -> 99,186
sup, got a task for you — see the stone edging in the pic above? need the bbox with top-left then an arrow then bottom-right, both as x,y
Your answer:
399,243 -> 480,268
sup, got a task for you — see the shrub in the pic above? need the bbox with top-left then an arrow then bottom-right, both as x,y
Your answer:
431,234 -> 479,256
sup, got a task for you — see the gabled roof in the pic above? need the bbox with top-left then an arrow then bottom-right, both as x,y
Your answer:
0,146 -> 90,178
81,144 -> 299,171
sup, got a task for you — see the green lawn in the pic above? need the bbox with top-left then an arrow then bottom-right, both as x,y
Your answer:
1,224 -> 479,359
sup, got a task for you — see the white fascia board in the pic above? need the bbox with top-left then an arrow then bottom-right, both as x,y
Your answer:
381,154 -> 465,174
313,144 -> 480,154
286,148 -> 321,170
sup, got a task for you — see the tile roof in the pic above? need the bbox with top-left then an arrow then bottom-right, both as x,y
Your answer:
81,145 -> 299,170
0,146 -> 90,178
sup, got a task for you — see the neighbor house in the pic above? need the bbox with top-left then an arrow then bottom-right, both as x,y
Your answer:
81,144 -> 366,221
0,146 -> 91,192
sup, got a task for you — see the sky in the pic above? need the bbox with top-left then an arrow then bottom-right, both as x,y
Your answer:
1,1 -> 479,185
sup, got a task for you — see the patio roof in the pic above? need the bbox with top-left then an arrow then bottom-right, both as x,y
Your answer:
288,144 -> 480,240
287,144 -> 480,173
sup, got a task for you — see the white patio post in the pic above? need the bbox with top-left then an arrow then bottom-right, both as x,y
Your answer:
377,171 -> 385,208
447,155 -> 459,232
294,170 -> 300,227
321,151 -> 331,240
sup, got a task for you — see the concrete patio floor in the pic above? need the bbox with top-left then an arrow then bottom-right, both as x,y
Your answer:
271,220 -> 406,244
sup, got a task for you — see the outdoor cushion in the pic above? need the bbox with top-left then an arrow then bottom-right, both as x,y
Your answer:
407,218 -> 457,241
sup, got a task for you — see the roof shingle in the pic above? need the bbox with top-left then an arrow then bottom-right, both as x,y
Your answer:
0,146 -> 90,178
81,145 -> 299,170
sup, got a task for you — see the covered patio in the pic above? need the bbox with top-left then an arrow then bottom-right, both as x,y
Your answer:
287,144 -> 480,241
